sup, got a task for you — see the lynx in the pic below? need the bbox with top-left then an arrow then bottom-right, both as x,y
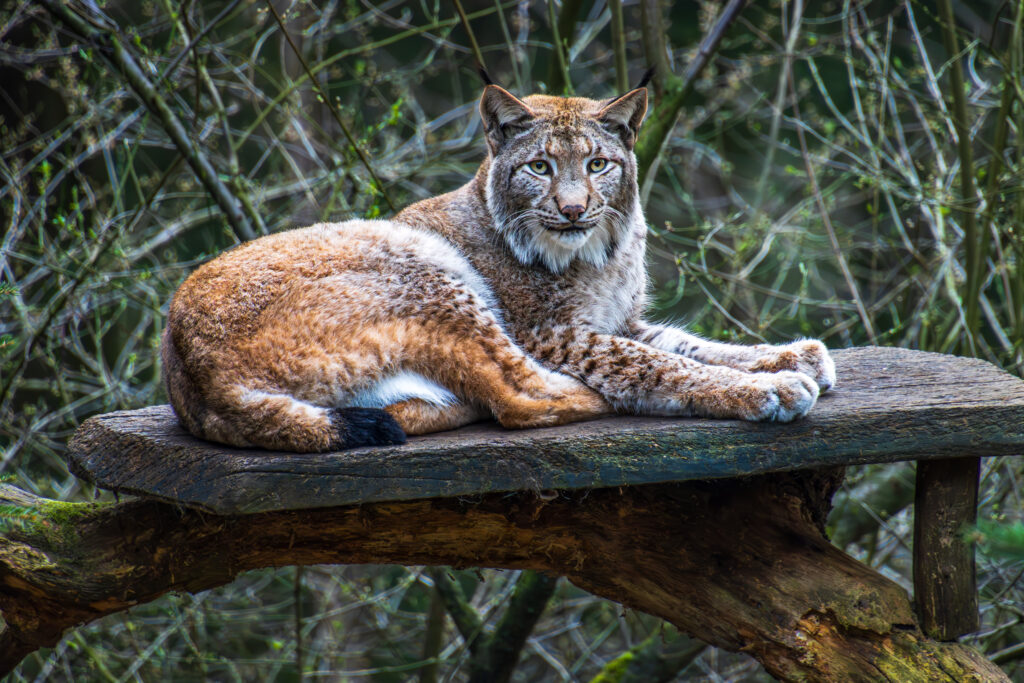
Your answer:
162,80 -> 835,452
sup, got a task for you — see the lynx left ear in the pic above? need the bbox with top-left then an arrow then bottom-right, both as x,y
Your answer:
480,85 -> 536,153
597,88 -> 648,149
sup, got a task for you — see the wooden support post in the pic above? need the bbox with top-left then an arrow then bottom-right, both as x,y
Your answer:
914,456 -> 981,640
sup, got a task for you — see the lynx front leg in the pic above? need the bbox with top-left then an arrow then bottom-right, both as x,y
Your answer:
526,327 -> 818,422
629,321 -> 836,393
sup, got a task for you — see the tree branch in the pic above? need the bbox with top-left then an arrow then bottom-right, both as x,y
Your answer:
418,585 -> 447,683
546,0 -> 572,95
453,0 -> 487,73
546,0 -> 584,94
608,0 -> 629,94
0,476 -> 1009,681
636,0 -> 748,192
39,0 -> 259,242
425,567 -> 483,650
265,1 -> 396,213
472,570 -> 558,683
936,0 -> 982,353
426,567 -> 558,682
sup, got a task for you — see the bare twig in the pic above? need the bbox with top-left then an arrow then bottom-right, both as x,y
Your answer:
38,0 -> 259,242
547,0 -> 584,94
546,0 -> 572,95
788,53 -> 877,341
635,0 -> 748,193
937,0 -> 983,354
609,0 -> 629,93
453,0 -> 487,73
265,0 -> 396,213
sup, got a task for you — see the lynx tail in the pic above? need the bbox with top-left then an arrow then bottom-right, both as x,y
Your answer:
329,407 -> 407,450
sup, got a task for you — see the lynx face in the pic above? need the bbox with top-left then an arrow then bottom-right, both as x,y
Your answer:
481,87 -> 647,272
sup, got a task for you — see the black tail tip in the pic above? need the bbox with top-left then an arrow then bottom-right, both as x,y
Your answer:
330,407 -> 407,450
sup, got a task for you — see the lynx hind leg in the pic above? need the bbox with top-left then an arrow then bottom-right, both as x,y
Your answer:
205,388 -> 405,453
399,316 -> 611,430
385,399 -> 488,435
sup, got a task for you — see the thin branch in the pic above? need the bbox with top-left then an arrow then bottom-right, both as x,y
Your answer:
160,0 -> 267,235
426,568 -> 558,682
425,567 -> 483,651
635,0 -> 748,193
546,0 -> 572,95
473,571 -> 558,683
236,2 -> 519,151
453,0 -> 487,73
754,0 -> 806,209
788,52 -> 877,341
609,0 -> 629,93
38,0 -> 259,242
547,0 -> 584,94
0,154 -> 185,409
265,1 -> 396,213
937,0 -> 982,354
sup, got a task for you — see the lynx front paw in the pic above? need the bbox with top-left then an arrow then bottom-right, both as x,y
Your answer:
747,339 -> 836,394
745,371 -> 818,423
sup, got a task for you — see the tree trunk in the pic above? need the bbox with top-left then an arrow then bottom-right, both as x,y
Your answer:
0,472 -> 1007,681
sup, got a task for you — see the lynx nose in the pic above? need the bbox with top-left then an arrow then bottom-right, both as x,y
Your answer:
559,204 -> 585,222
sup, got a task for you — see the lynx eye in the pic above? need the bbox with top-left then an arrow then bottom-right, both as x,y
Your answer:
527,160 -> 550,175
588,158 -> 609,173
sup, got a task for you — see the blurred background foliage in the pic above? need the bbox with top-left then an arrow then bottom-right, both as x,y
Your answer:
2,0 -> 1023,680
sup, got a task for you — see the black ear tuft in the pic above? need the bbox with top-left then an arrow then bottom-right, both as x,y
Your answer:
604,66 -> 656,108
634,66 -> 656,90
477,63 -> 495,86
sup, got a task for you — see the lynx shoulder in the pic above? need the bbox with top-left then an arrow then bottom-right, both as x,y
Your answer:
163,82 -> 835,452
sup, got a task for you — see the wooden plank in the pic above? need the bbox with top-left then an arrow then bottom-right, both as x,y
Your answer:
914,457 -> 981,640
67,346 -> 1024,514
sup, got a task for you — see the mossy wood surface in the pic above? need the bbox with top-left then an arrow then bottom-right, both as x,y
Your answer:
68,346 -> 1024,514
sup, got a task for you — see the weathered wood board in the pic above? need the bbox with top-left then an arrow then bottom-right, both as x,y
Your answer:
68,346 -> 1024,514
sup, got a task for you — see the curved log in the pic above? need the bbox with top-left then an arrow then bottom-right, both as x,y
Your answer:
0,473 -> 1008,681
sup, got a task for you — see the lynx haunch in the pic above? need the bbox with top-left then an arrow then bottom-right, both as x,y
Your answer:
163,82 -> 836,452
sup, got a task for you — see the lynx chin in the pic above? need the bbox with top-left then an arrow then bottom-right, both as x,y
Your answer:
163,80 -> 836,452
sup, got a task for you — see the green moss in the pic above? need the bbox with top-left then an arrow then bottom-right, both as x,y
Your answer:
817,584 -> 905,634
870,634 -> 973,682
589,651 -> 634,683
29,499 -> 107,541
39,499 -> 97,525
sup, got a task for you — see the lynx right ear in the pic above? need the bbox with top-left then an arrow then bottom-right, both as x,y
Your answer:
480,85 -> 536,153
597,88 -> 648,150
